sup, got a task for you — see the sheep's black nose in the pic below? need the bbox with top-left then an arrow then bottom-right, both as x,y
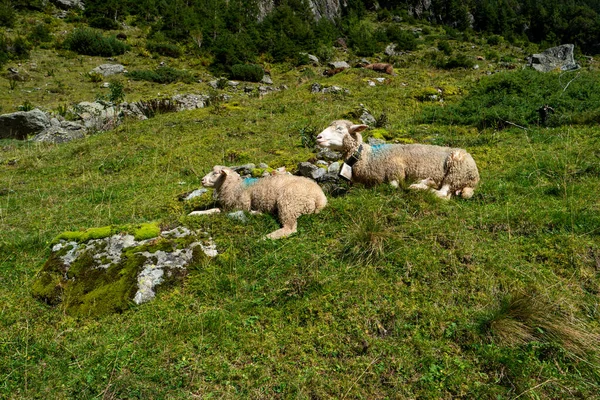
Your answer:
316,135 -> 322,140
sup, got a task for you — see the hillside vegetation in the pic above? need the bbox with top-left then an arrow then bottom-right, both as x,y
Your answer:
1,2 -> 600,399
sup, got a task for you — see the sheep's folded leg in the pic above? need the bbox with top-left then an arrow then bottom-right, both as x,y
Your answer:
432,184 -> 451,200
390,180 -> 399,188
266,226 -> 297,240
188,208 -> 221,216
409,178 -> 436,190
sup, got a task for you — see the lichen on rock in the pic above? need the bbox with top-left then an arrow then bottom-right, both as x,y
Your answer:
33,224 -> 217,317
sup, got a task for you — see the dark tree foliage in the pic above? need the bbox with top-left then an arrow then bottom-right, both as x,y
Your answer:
77,0 -> 600,70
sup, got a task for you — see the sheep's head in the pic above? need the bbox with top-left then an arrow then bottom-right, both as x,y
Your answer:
316,120 -> 368,151
201,165 -> 238,188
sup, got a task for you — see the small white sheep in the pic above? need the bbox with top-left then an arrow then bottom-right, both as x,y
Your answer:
199,165 -> 328,239
316,120 -> 480,199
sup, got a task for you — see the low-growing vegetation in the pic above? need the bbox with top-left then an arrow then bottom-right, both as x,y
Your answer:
125,66 -> 195,84
421,69 -> 600,128
63,27 -> 129,57
1,3 -> 600,399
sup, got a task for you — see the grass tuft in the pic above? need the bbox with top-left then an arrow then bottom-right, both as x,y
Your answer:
482,290 -> 599,356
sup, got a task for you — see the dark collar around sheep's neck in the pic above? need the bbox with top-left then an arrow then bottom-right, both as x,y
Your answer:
344,144 -> 363,167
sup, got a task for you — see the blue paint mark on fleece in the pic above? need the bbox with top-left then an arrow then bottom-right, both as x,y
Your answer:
371,144 -> 391,154
242,177 -> 258,187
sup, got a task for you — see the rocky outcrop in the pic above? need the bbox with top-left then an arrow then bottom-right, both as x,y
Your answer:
527,44 -> 579,72
0,109 -> 50,140
257,0 -> 346,21
32,225 -> 217,317
51,0 -> 85,10
32,119 -> 86,144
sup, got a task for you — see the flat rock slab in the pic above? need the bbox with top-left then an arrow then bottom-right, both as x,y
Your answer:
528,44 -> 579,72
32,225 -> 217,317
90,64 -> 127,77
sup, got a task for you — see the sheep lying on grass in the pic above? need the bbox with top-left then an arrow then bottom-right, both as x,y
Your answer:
199,165 -> 328,239
316,120 -> 480,199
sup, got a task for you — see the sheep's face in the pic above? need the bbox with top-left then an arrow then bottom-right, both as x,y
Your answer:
316,120 -> 368,150
201,165 -> 236,187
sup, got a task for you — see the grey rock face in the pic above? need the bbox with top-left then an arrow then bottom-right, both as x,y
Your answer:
0,109 -> 50,140
51,0 -> 85,10
316,147 -> 341,162
310,83 -> 322,93
261,75 -> 273,85
359,110 -> 376,126
528,44 -> 579,72
90,64 -> 126,77
183,189 -> 208,201
32,119 -> 87,144
308,0 -> 344,20
258,0 -> 344,21
171,94 -> 209,111
328,61 -> 350,69
297,162 -> 326,180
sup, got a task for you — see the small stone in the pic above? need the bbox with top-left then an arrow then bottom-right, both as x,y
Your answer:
184,189 -> 208,201
328,162 -> 340,174
228,210 -> 248,223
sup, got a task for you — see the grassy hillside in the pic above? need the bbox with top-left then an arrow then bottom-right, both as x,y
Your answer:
1,13 -> 600,399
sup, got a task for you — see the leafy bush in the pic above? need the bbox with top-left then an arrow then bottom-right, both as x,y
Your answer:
421,69 -> 600,128
107,80 -> 125,103
0,0 -> 14,28
63,28 -> 129,57
437,53 -> 475,69
0,34 -> 10,66
437,40 -> 452,55
347,19 -> 384,57
386,25 -> 418,51
230,64 -> 264,82
125,67 -> 194,84
89,16 -> 120,30
487,35 -> 502,45
146,41 -> 182,58
11,37 -> 31,60
28,23 -> 52,45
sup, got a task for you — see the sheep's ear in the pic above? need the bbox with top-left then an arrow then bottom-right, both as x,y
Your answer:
349,124 -> 369,134
220,168 -> 230,176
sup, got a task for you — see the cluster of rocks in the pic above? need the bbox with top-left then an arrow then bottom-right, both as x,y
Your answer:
33,226 -> 217,315
0,92 -> 212,144
310,83 -> 350,94
207,77 -> 288,97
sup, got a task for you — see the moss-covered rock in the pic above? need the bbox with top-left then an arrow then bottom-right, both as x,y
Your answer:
33,225 -> 217,318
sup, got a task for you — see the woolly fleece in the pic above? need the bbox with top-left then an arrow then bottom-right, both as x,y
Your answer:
316,120 -> 480,198
201,166 -> 327,239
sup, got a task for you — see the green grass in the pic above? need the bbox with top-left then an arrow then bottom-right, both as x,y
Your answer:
1,16 -> 600,400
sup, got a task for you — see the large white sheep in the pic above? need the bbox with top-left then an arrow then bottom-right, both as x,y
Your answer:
316,120 -> 480,199
199,165 -> 328,239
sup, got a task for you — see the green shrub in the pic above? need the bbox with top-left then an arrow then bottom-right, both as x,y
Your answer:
11,37 -> 31,59
107,80 -> 125,103
63,28 -> 129,57
230,64 -> 264,82
421,69 -> 600,129
438,53 -> 475,69
146,40 -> 182,58
487,35 -> 502,45
0,34 -> 10,66
0,0 -> 14,28
125,67 -> 194,84
28,23 -> 52,45
89,16 -> 119,30
437,40 -> 452,55
386,25 -> 418,51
